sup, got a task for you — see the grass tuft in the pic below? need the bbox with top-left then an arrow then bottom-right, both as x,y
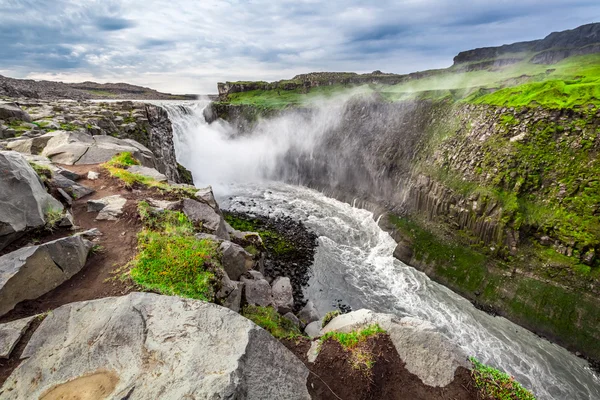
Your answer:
129,201 -> 220,301
322,310 -> 341,328
320,324 -> 386,373
242,305 -> 303,339
470,357 -> 537,400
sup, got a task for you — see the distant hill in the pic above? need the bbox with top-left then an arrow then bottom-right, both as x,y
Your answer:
0,75 -> 197,100
453,22 -> 600,66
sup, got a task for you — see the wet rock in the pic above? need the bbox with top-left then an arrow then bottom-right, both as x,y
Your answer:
393,241 -> 413,263
220,241 -> 254,280
0,151 -> 63,251
244,278 -> 274,308
1,293 -> 310,399
271,277 -> 294,314
298,301 -> 319,325
0,316 -> 36,358
183,198 -> 229,240
0,235 -> 92,316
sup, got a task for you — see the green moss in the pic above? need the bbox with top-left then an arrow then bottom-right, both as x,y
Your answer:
224,214 -> 295,256
29,162 -> 52,180
242,305 -> 302,339
470,357 -> 536,399
130,202 -> 220,301
59,123 -> 79,131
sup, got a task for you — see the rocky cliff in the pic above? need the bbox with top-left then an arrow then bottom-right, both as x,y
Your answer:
207,95 -> 600,361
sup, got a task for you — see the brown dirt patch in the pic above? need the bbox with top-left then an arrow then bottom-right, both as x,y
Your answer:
39,370 -> 119,400
0,164 -> 178,323
285,335 -> 478,400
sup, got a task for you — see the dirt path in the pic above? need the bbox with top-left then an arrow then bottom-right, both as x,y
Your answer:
0,164 -> 143,322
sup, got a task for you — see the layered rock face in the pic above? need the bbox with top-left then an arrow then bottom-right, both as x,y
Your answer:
0,100 -> 191,183
0,293 -> 310,400
211,97 -> 600,359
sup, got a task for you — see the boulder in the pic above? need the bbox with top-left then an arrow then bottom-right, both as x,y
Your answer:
0,151 -> 63,251
244,278 -> 274,308
0,316 -> 35,358
298,301 -> 320,325
271,277 -> 294,314
219,241 -> 254,280
322,310 -> 469,387
146,198 -> 180,211
196,186 -> 219,209
57,168 -> 80,181
182,198 -> 229,240
87,195 -> 127,220
6,133 -> 57,155
304,321 -> 321,338
283,312 -> 300,328
0,103 -> 31,122
127,165 -> 167,182
87,171 -> 99,180
51,174 -> 94,200
0,293 -> 310,399
0,236 -> 92,316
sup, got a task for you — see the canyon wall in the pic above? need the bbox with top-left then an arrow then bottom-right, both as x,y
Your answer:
205,97 -> 600,359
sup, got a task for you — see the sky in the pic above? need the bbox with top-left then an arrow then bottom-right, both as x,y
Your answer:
0,0 -> 598,94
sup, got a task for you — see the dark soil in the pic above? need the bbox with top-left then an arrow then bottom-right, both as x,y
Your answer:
284,335 -> 479,400
224,210 -> 318,312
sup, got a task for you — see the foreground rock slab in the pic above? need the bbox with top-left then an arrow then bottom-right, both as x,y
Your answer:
0,151 -> 63,251
0,293 -> 311,400
0,316 -> 35,358
0,236 -> 92,316
322,309 -> 469,387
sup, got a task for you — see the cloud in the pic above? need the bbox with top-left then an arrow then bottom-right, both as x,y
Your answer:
0,0 -> 598,94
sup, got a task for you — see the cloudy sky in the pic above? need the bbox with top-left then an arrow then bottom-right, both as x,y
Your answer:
0,0 -> 598,94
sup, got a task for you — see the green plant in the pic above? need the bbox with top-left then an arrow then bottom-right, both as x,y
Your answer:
129,202 -> 221,301
470,357 -> 537,399
29,162 -> 52,181
242,305 -> 302,339
321,310 -> 341,328
90,244 -> 105,254
224,214 -> 295,256
105,152 -> 140,168
319,324 -> 386,373
44,207 -> 63,231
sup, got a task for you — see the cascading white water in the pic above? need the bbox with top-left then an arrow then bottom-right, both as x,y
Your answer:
160,100 -> 600,400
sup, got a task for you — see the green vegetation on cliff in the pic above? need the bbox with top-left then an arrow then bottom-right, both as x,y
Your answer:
242,305 -> 302,339
224,213 -> 295,256
470,357 -> 536,400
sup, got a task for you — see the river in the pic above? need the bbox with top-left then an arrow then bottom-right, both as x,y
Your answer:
158,99 -> 600,400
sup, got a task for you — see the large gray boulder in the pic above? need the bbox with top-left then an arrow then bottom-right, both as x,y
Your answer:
0,151 -> 64,251
0,293 -> 310,399
321,309 -> 469,387
183,198 -> 229,240
219,241 -> 254,280
271,276 -> 294,314
0,236 -> 92,316
0,103 -> 31,122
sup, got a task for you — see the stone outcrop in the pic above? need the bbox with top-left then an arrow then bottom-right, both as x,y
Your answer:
0,235 -> 92,316
0,151 -> 64,250
321,309 -> 469,387
271,276 -> 294,314
0,103 -> 31,122
219,241 -> 254,280
183,198 -> 229,240
0,293 -> 310,399
87,195 -> 127,221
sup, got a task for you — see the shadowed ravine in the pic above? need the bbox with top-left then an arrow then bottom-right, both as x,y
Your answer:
159,100 -> 600,400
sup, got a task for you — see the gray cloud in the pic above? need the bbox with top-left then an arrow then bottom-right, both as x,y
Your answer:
0,0 -> 598,93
